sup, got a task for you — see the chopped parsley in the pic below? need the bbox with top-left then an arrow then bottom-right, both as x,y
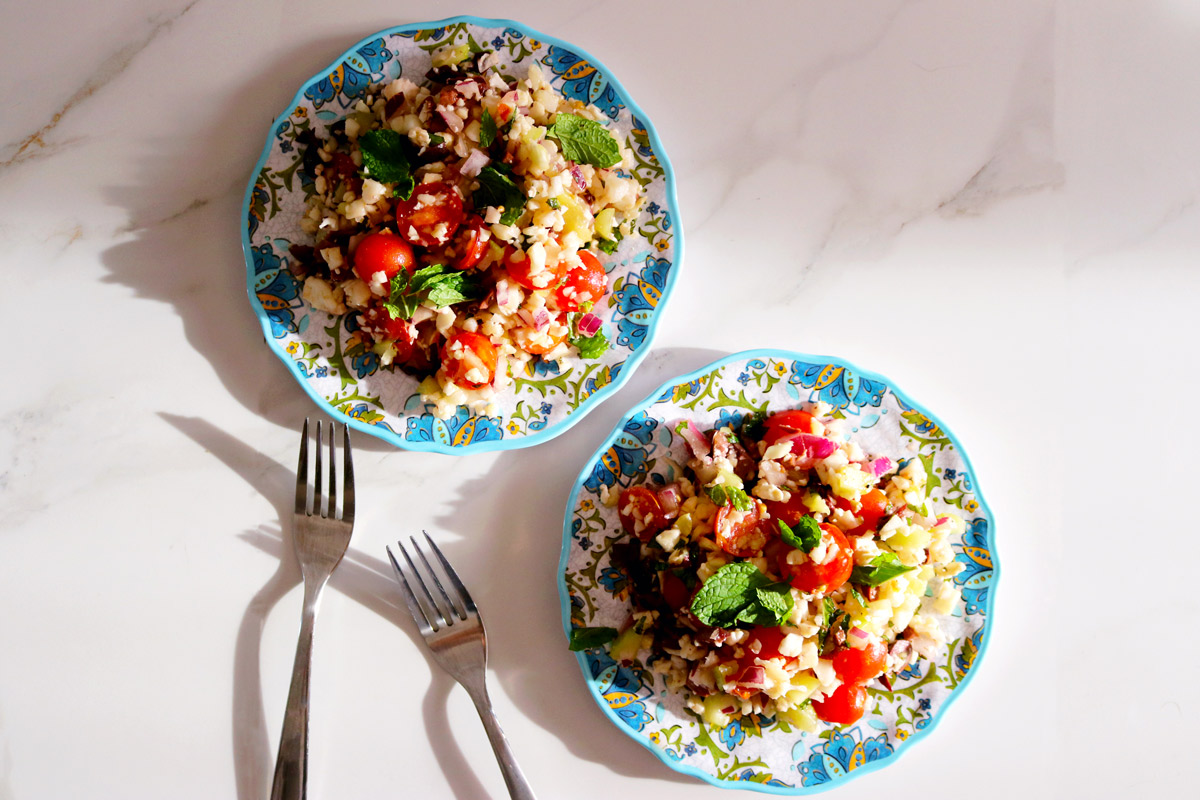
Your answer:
707,484 -> 753,512
568,626 -> 618,651
778,517 -> 821,552
850,552 -> 916,587
479,108 -> 497,147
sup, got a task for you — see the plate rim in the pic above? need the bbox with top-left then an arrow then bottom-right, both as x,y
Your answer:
240,14 -> 683,454
556,347 -> 1000,794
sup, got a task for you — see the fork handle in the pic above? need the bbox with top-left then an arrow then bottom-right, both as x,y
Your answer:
270,578 -> 326,800
465,684 -> 537,800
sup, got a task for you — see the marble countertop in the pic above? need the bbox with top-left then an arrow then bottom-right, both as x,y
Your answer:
1,1 -> 1196,797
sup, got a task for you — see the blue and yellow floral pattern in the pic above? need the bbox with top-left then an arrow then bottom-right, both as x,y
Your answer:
242,17 -> 679,453
562,350 -> 997,793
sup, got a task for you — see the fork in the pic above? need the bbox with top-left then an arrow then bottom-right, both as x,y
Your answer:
271,419 -> 355,800
387,533 -> 537,800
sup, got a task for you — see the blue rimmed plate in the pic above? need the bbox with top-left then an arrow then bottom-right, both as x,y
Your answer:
559,349 -> 997,792
241,16 -> 680,454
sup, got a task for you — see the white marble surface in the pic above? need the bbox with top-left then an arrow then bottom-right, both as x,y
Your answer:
0,1 -> 1196,797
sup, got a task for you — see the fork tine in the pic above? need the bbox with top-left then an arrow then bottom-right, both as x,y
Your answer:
294,418 -> 309,514
422,531 -> 476,617
412,534 -> 466,621
386,545 -> 433,633
341,424 -> 355,523
398,539 -> 449,629
327,423 -> 337,519
313,421 -> 324,517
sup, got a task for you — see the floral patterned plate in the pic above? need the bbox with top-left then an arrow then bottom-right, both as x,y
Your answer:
241,16 -> 680,453
559,350 -> 997,793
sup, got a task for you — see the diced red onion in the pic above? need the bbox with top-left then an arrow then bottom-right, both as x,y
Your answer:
454,79 -> 481,100
680,420 -> 711,458
437,107 -> 464,133
848,628 -> 869,649
788,433 -> 837,459
533,308 -> 551,332
495,280 -> 513,309
501,90 -> 518,111
576,312 -> 602,337
657,485 -> 681,514
570,164 -> 587,191
735,665 -> 768,690
459,149 -> 490,177
870,456 -> 894,477
517,309 -> 534,327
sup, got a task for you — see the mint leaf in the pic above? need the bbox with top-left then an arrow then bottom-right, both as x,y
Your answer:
778,517 -> 821,552
384,264 -> 477,320
850,552 -> 916,587
547,112 -> 622,168
598,238 -> 619,255
690,562 -> 793,628
707,484 -> 752,512
479,109 -> 497,147
473,165 -> 526,225
358,129 -> 414,199
568,626 -> 618,651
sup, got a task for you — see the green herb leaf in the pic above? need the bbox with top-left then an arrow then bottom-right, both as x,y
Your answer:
384,264 -> 478,320
479,109 -> 497,147
777,517 -> 821,552
546,196 -> 560,209
849,585 -> 866,606
570,327 -> 610,359
358,129 -> 414,199
690,562 -> 794,628
706,484 -> 753,512
429,133 -> 445,146
850,552 -> 917,587
473,165 -> 526,226
597,239 -> 618,255
546,112 -> 622,168
568,626 -> 618,651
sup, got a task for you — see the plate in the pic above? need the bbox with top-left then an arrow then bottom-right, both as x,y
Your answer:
558,349 -> 997,792
241,16 -> 680,454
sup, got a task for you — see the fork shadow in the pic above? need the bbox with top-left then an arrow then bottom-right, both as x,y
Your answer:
158,413 -> 491,800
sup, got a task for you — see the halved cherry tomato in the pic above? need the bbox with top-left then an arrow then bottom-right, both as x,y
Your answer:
439,330 -> 497,388
764,409 -> 816,434
836,488 -> 889,537
352,231 -> 415,283
780,523 -> 853,594
714,501 -> 766,557
763,492 -> 811,529
738,627 -> 795,666
359,303 -> 413,348
553,250 -> 608,311
617,486 -> 671,541
513,321 -> 567,355
503,247 -> 569,291
451,215 -> 490,271
832,641 -> 887,684
812,682 -> 867,725
394,181 -> 464,247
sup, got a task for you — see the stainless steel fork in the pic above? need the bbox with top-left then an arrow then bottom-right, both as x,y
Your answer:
271,419 -> 355,800
387,533 -> 537,800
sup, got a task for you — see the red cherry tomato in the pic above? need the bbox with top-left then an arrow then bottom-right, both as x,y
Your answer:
439,331 -> 497,388
780,523 -> 853,594
812,682 -> 867,725
352,231 -> 415,283
452,215 -> 490,271
617,486 -> 671,541
838,488 -> 889,537
553,250 -> 608,311
394,181 -> 464,247
714,501 -> 766,557
513,321 -> 568,355
503,248 -> 569,291
359,303 -> 413,347
738,627 -> 795,665
764,409 -> 816,434
763,492 -> 811,529
832,641 -> 887,684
